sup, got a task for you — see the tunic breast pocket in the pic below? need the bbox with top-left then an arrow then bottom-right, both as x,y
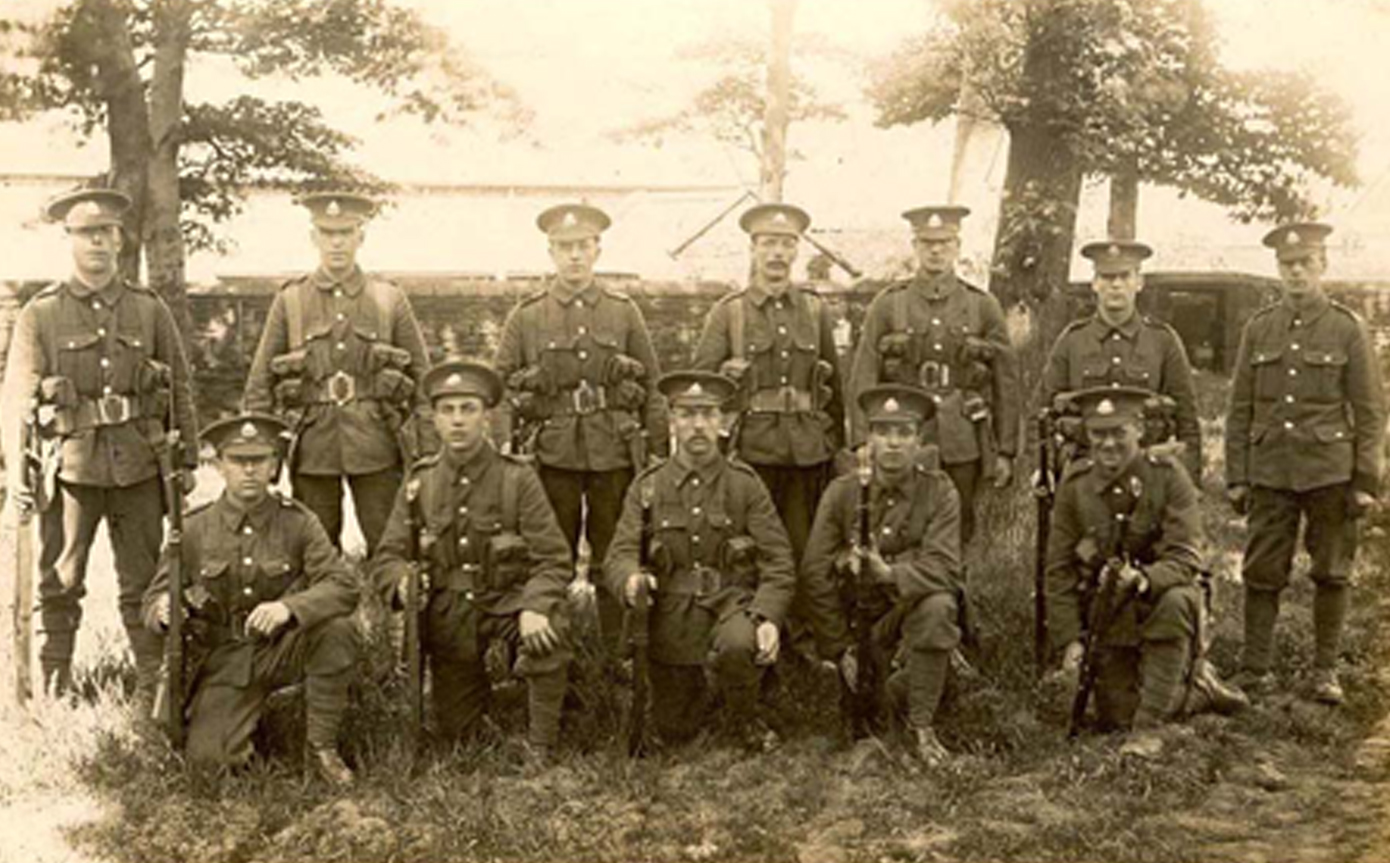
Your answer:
1300,349 -> 1347,399
1248,347 -> 1285,397
257,557 -> 296,603
55,329 -> 101,387
1079,357 -> 1115,387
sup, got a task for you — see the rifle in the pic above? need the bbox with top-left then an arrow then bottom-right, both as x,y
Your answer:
1068,489 -> 1139,738
402,486 -> 426,749
1033,408 -> 1055,677
10,402 -> 48,703
840,447 -> 882,739
155,430 -> 187,747
625,479 -> 654,757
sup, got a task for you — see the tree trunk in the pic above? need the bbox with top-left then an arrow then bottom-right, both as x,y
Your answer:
1107,159 -> 1139,240
81,0 -> 151,282
145,0 -> 194,335
759,0 -> 796,202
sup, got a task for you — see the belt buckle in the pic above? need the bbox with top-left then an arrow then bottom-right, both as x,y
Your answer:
779,386 -> 796,412
573,380 -> 604,416
918,360 -> 943,391
326,370 -> 356,407
96,394 -> 130,425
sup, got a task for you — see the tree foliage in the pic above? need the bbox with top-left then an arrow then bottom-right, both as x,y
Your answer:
0,0 -> 519,274
612,34 -> 846,166
868,0 -> 1359,308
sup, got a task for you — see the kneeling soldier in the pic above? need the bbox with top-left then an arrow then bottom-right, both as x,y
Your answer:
143,414 -> 359,785
801,385 -> 963,765
604,371 -> 795,751
373,361 -> 574,758
1046,387 -> 1245,756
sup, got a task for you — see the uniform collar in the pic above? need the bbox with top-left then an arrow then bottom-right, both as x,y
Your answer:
66,275 -> 125,304
911,272 -> 960,301
441,441 -> 496,485
873,464 -> 917,494
215,491 -> 280,532
311,266 -> 365,296
1093,311 -> 1141,340
1280,291 -> 1330,326
745,280 -> 795,308
672,451 -> 726,488
549,277 -> 602,306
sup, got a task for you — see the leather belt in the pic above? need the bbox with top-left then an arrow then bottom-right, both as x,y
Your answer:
551,381 -> 612,417
747,386 -> 813,413
432,563 -> 483,596
666,563 -> 724,597
70,394 -> 142,431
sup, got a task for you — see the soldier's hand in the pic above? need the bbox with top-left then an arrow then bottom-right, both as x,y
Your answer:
624,571 -> 657,607
6,483 -> 34,515
1350,490 -> 1379,519
864,549 -> 893,584
246,601 -> 292,637
519,609 -> 559,656
1226,484 -> 1251,515
153,594 -> 171,630
992,455 -> 1014,489
838,646 -> 860,692
1114,562 -> 1148,595
718,358 -> 751,386
1061,640 -> 1084,673
754,619 -> 780,666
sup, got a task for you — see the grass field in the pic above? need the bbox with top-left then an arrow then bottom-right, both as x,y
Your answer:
3,369 -> 1389,863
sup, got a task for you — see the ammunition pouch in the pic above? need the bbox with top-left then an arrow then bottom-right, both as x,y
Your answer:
269,349 -> 308,381
878,333 -> 913,384
486,533 -> 530,591
368,343 -> 412,374
609,379 -> 647,412
510,391 -> 549,423
508,365 -> 552,395
1141,395 -> 1178,447
139,358 -> 173,423
604,354 -> 647,385
374,367 -> 414,404
718,535 -> 759,591
273,379 -> 305,410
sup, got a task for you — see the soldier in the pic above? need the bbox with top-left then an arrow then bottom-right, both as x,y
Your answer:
848,205 -> 1019,547
799,384 -> 963,764
243,191 -> 434,554
604,371 -> 795,751
691,203 -> 845,566
1047,387 -> 1246,757
495,203 -> 669,647
1040,240 -> 1201,481
142,414 -> 359,785
1225,222 -> 1386,705
373,361 -> 574,757
0,188 -> 199,700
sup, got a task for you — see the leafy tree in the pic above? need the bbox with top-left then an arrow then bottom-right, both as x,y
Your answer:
869,0 -> 1358,315
0,0 -> 520,328
611,33 -> 847,176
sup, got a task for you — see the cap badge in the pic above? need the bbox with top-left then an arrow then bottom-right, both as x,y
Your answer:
1286,230 -> 1301,246
562,212 -> 578,228
446,373 -> 464,387
1107,243 -> 1120,256
326,200 -> 341,217
926,214 -> 943,228
1097,399 -> 1116,417
240,421 -> 258,439
688,382 -> 704,397
772,212 -> 789,224
885,397 -> 900,413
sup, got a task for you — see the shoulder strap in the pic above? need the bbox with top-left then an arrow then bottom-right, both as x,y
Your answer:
284,281 -> 305,350
729,293 -> 746,360
893,285 -> 908,333
365,279 -> 394,337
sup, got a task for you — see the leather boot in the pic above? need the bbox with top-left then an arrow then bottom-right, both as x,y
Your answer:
1182,659 -> 1250,716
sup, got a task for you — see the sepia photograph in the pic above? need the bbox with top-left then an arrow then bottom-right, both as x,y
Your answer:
0,0 -> 1388,860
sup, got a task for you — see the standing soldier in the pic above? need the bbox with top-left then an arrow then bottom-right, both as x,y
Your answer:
373,361 -> 574,758
1047,387 -> 1246,757
1040,240 -> 1201,481
495,203 -> 669,647
848,206 -> 1019,547
691,203 -> 845,566
142,415 -> 359,785
1225,222 -> 1386,705
1,188 -> 198,700
243,191 -> 434,554
604,371 -> 795,751
800,385 -> 963,764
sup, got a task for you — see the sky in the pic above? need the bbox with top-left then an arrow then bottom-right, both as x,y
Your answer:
1,0 -> 1388,281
